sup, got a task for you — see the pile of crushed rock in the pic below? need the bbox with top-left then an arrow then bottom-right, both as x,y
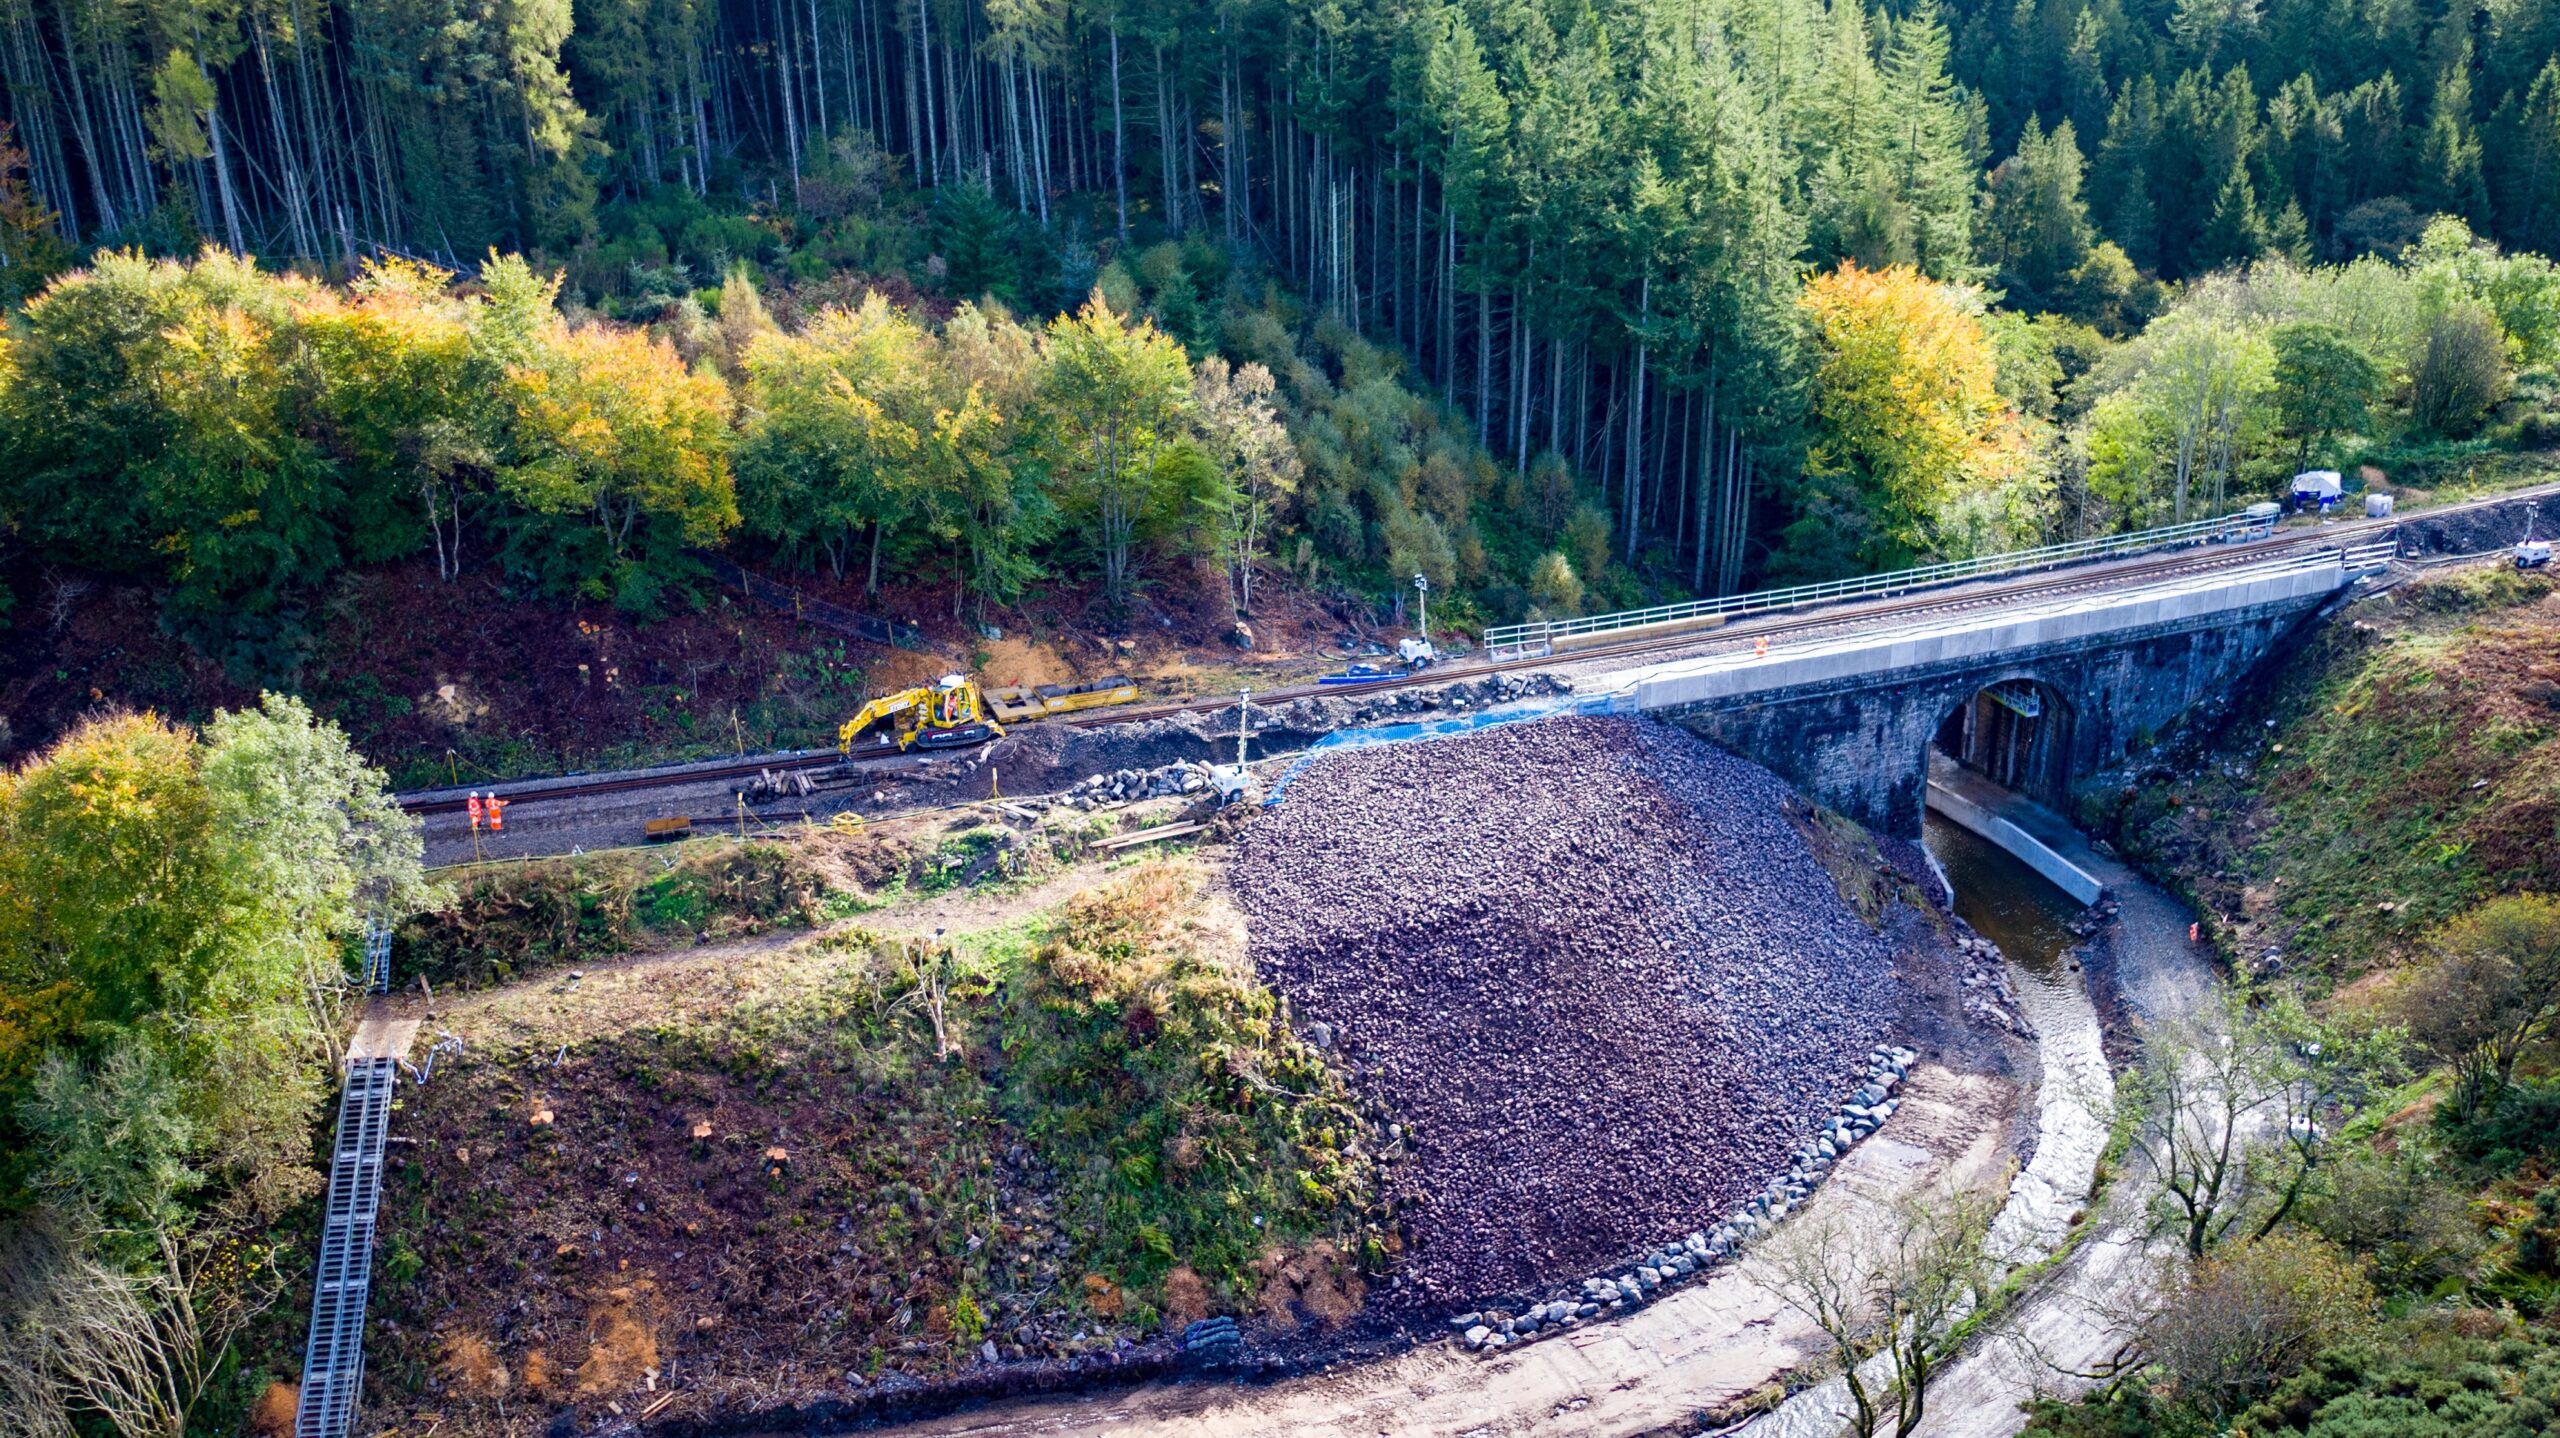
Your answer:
1230,714 -> 1911,1306
1454,1043 -> 1918,1353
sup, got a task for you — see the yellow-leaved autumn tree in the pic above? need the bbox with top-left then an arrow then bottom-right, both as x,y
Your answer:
500,321 -> 737,611
1785,263 -> 2032,575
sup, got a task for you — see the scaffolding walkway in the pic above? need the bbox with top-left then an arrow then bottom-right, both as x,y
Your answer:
294,1053 -> 398,1438
295,919 -> 404,1438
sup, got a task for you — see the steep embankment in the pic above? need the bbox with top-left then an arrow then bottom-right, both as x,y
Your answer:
358,858 -> 1384,1436
1232,715 -> 2014,1309
2095,563 -> 2560,987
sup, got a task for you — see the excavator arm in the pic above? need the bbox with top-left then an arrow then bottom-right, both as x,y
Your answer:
839,678 -> 1006,753
839,688 -> 931,752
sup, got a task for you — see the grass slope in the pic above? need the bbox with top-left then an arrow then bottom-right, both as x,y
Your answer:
364,858 -> 1379,1432
2098,564 -> 2560,985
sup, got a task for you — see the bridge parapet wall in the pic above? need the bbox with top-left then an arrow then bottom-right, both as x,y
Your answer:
1620,564 -> 2344,837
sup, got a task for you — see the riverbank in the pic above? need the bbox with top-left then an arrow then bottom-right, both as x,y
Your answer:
1732,809 -> 2137,1438
1902,843 -> 2215,1438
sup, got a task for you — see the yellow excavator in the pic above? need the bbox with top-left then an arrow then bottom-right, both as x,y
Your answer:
839,673 -> 1143,754
839,674 -> 1005,752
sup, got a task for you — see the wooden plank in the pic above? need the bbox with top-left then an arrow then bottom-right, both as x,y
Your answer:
1097,821 -> 1210,851
347,1016 -> 421,1062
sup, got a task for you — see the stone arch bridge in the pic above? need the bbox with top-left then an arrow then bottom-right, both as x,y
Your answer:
1594,543 -> 2390,839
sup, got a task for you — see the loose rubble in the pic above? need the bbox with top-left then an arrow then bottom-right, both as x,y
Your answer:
1054,760 -> 1215,808
975,672 -> 1578,798
1954,929 -> 2037,1038
2067,895 -> 2122,940
1231,715 -> 1907,1306
1449,1046 -> 1920,1353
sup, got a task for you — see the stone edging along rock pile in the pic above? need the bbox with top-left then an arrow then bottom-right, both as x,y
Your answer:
1450,1045 -> 1918,1354
1051,759 -> 1221,808
1955,929 -> 2034,1038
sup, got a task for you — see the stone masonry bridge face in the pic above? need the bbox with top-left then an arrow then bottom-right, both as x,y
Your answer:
1597,557 -> 2362,838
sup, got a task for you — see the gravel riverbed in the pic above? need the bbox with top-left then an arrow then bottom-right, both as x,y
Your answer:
1231,715 -> 1908,1306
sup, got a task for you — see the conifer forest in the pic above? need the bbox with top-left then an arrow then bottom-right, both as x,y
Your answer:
18,5 -> 2560,1438
7,0 -> 2560,640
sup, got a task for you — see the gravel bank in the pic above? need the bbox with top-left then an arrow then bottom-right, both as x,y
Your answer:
2395,488 -> 2560,559
1231,715 -> 1906,1306
980,672 -> 1576,797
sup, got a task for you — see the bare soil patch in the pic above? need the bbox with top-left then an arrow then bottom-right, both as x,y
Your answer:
0,550 -> 1373,786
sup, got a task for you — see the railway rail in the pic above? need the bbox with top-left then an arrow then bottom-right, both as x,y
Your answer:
394,487 -> 2548,820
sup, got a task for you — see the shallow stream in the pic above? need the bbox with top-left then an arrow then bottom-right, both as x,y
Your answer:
1923,811 -> 2080,977
1924,807 -> 2115,1265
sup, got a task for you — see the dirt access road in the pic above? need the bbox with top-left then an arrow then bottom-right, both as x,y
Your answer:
800,1063 -> 2020,1438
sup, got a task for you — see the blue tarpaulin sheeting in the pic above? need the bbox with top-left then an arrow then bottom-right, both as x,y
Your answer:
1261,691 -> 1620,806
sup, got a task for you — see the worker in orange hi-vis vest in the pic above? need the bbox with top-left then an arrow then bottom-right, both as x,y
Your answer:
467,792 -> 484,828
487,796 -> 508,831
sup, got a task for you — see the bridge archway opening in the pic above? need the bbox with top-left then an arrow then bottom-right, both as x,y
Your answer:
1932,677 -> 2073,809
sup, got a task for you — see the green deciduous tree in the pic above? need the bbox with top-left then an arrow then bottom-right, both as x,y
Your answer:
500,317 -> 737,609
1188,355 -> 1299,619
2087,309 -> 2274,523
2407,300 -> 2511,437
2394,895 -> 2560,1120
937,302 -> 1057,617
736,293 -> 935,589
1039,292 -> 1192,611
1526,550 -> 1583,616
2270,321 -> 2379,465
1754,1180 -> 1999,1438
297,259 -> 486,577
0,251 -> 335,631
0,699 -> 427,1437
2136,1231 -> 2377,1419
2124,987 -> 2399,1259
1787,262 -> 2028,574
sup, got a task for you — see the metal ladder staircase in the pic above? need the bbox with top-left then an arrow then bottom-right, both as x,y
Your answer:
362,919 -> 394,993
295,919 -> 402,1438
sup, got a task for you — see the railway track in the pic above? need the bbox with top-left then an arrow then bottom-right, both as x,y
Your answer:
395,486 -> 2549,819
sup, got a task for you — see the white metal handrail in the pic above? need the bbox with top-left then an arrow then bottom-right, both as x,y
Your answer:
1483,510 -> 2281,659
1586,541 -> 2381,716
2340,537 -> 2398,573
